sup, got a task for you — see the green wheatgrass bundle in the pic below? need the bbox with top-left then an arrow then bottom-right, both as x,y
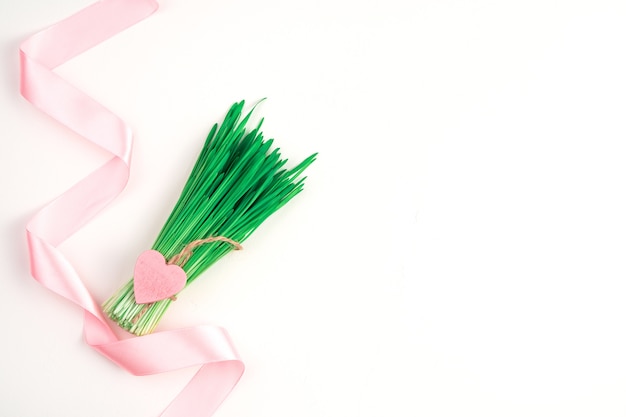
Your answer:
102,100 -> 316,336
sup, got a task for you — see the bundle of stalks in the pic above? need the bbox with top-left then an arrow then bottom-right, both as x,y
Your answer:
102,101 -> 316,335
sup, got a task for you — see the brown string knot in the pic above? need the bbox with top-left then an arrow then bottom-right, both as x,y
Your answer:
167,236 -> 243,267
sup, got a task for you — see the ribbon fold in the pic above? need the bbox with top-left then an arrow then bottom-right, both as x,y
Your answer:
20,1 -> 244,416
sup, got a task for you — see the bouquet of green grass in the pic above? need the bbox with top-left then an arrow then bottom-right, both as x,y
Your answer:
102,101 -> 316,336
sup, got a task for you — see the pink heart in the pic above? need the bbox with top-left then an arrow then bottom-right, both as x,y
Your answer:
133,250 -> 187,304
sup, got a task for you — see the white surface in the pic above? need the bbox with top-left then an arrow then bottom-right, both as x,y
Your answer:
2,0 -> 626,416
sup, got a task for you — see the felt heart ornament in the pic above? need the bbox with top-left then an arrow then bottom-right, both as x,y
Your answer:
133,250 -> 187,304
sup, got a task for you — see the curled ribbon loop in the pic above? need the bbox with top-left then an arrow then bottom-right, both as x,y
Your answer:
20,1 -> 244,416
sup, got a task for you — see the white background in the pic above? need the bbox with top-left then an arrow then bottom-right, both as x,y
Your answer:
1,0 -> 626,416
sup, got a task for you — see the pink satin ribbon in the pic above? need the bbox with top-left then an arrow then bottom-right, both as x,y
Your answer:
20,1 -> 244,416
